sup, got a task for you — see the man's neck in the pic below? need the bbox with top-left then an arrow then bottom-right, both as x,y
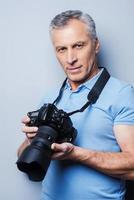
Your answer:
69,65 -> 100,91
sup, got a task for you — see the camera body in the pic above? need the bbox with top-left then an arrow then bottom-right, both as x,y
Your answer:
16,103 -> 77,181
28,103 -> 77,143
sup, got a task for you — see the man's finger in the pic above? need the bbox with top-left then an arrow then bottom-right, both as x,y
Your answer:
22,126 -> 38,133
26,132 -> 37,138
51,143 -> 73,153
51,152 -> 65,159
21,116 -> 30,124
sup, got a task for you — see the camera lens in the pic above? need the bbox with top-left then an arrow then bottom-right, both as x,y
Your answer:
16,126 -> 58,181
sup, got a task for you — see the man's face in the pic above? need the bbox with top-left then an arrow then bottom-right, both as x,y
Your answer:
51,19 -> 100,90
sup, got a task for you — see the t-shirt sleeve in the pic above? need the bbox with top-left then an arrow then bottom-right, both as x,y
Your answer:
113,85 -> 134,125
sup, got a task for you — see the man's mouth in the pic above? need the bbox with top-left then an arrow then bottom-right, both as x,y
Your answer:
66,65 -> 82,73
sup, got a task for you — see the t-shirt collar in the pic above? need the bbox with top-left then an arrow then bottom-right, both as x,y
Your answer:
64,68 -> 104,91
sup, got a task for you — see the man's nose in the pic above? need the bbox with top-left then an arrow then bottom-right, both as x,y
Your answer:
66,50 -> 77,65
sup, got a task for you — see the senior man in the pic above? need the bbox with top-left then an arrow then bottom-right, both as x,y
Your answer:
18,10 -> 134,200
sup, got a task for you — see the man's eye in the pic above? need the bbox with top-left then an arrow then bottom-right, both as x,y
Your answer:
57,48 -> 66,53
75,44 -> 84,49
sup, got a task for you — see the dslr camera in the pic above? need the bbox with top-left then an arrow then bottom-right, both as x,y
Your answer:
16,103 -> 77,181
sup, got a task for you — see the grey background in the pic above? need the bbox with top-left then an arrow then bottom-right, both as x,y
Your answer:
0,0 -> 134,199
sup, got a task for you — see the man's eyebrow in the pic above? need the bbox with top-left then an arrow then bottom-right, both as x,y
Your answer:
55,46 -> 67,50
74,40 -> 88,45
72,41 -> 87,46
75,41 -> 86,43
55,41 -> 88,49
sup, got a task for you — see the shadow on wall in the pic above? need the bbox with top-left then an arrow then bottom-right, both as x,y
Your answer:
125,181 -> 134,200
98,52 -> 105,68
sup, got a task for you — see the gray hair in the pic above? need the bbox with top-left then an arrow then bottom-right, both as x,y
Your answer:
49,10 -> 97,39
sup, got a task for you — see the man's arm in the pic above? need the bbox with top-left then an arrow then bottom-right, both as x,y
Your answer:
51,125 -> 134,180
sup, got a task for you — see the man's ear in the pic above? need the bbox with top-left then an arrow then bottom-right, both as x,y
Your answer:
95,38 -> 100,54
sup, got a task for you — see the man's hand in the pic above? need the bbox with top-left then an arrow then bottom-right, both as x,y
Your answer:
21,115 -> 38,143
17,115 -> 39,157
51,142 -> 75,160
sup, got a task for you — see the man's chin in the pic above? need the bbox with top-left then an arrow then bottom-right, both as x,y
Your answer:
68,76 -> 88,85
67,73 -> 84,81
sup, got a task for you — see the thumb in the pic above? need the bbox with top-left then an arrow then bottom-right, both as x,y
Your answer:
51,143 -> 73,153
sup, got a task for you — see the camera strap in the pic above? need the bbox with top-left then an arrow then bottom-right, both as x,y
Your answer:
53,67 -> 110,116
53,78 -> 67,106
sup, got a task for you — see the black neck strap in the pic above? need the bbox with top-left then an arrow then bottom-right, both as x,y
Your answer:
53,78 -> 67,105
53,68 -> 110,116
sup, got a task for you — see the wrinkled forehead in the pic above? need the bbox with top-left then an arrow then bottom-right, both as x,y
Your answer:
50,19 -> 92,46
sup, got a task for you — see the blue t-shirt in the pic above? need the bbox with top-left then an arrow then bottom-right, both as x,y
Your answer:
40,69 -> 134,200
